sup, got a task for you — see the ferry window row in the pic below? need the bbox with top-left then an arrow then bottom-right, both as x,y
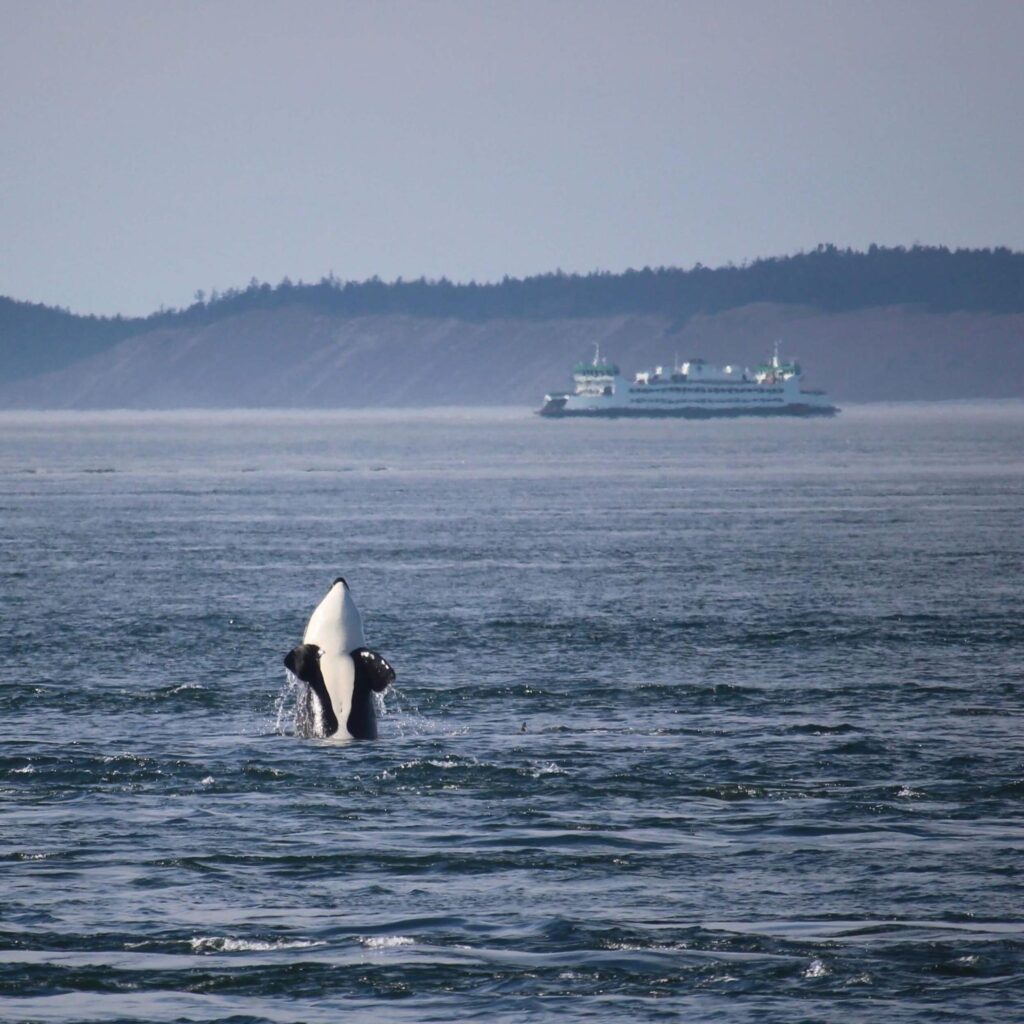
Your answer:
628,386 -> 783,395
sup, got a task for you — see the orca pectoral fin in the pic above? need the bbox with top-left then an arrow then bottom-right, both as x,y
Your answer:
285,644 -> 339,736
284,643 -> 322,684
351,647 -> 395,692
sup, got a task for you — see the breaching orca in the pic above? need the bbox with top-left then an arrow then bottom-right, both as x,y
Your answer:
284,577 -> 395,740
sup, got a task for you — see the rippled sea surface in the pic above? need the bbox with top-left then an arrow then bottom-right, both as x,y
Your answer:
2,404 -> 1023,1023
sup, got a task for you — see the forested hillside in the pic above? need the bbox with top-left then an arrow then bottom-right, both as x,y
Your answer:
2,245 -> 1022,405
0,298 -> 138,382
185,244 -> 1024,322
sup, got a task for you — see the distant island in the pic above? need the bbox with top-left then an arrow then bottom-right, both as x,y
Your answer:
2,245 -> 1023,408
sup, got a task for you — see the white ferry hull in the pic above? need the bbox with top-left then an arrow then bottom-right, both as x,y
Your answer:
539,398 -> 838,418
539,351 -> 838,419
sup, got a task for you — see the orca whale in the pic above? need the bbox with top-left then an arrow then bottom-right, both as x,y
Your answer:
284,577 -> 395,740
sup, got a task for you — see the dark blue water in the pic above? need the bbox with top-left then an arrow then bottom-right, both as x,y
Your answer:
2,404 -> 1023,1023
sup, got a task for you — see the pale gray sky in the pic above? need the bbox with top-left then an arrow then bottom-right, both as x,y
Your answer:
2,0 -> 1022,316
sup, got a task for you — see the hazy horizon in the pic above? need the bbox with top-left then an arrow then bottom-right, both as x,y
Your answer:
3,0 -> 1023,317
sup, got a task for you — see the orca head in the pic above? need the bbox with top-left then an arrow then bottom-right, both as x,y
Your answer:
303,576 -> 366,654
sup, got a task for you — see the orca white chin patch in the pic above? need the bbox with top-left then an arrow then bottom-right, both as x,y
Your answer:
284,578 -> 394,741
303,577 -> 365,655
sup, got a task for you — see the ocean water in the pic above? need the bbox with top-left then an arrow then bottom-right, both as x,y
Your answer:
1,404 -> 1022,1023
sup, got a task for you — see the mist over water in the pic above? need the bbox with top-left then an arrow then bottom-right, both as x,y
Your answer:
2,404 -> 1023,1023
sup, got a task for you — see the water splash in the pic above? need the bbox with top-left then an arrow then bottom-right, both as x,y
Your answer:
360,935 -> 415,949
804,958 -> 830,979
375,684 -> 454,739
274,670 -> 321,738
274,669 -> 437,741
272,670 -> 343,739
190,935 -> 326,953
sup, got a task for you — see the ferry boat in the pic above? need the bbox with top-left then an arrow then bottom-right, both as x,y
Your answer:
539,344 -> 837,418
